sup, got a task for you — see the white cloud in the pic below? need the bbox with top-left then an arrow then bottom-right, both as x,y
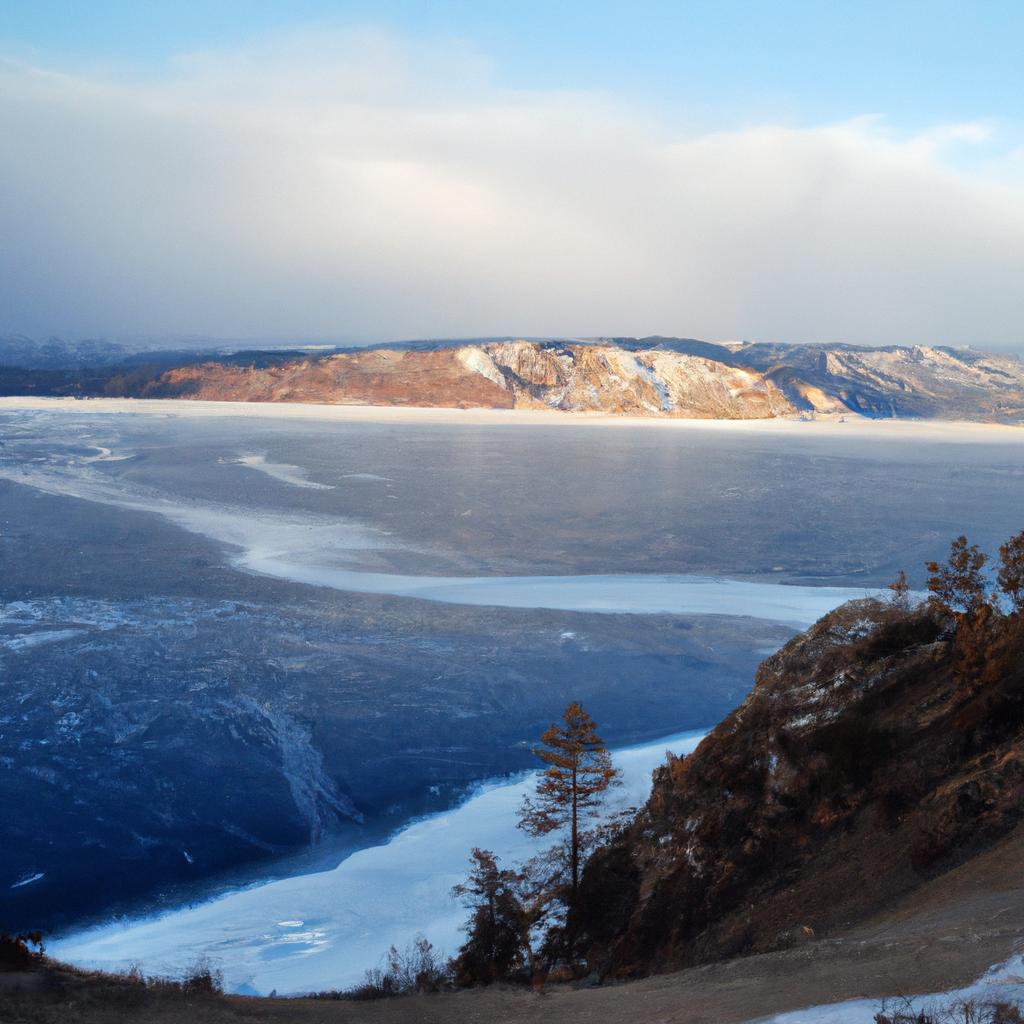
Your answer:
1,28 -> 1022,349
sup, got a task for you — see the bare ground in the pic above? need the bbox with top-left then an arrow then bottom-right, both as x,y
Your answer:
5,826 -> 1024,1024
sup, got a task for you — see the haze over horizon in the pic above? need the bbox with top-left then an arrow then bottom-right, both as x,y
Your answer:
2,1 -> 1023,352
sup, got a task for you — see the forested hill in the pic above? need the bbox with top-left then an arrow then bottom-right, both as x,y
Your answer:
3,337 -> 1024,422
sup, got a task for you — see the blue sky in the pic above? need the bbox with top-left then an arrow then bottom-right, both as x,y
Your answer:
5,1 -> 1022,132
1,2 -> 1022,347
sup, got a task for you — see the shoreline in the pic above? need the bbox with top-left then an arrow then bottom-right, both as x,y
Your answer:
51,728 -> 709,995
2,395 -> 1024,441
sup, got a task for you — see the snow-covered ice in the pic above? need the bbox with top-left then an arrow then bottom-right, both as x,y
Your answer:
1,629 -> 88,651
235,454 -> 333,490
0,454 -> 873,627
4,396 -> 1024,446
10,872 -> 45,889
748,953 -> 1024,1022
243,557 -> 872,627
52,731 -> 705,995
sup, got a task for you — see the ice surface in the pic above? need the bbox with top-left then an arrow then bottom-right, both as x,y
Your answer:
235,454 -> 334,490
10,872 -> 45,889
4,396 -> 1024,446
244,557 -> 873,626
0,449 -> 874,627
52,731 -> 705,995
1,629 -> 88,651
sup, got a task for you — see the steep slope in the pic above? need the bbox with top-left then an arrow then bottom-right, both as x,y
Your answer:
577,599 -> 1024,975
135,340 -> 1024,420
6,338 -> 1023,421
137,342 -> 798,418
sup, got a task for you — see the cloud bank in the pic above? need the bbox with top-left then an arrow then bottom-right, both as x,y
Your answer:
1,28 -> 1022,349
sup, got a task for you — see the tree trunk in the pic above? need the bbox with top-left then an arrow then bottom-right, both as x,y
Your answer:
569,760 -> 579,962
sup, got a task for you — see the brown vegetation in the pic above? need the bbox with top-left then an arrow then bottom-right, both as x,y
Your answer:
574,530 -> 1024,978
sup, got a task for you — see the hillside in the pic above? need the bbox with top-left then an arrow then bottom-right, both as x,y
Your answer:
577,597 -> 1024,976
3,338 -> 1024,421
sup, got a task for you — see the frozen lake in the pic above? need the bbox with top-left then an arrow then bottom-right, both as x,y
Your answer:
52,730 -> 707,995
3,400 -> 1023,949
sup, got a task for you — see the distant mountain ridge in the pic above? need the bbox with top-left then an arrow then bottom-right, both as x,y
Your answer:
3,337 -> 1024,422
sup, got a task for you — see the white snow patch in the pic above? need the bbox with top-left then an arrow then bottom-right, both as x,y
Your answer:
79,445 -> 132,464
748,953 -> 1024,1023
456,347 -> 508,390
2,629 -> 87,651
236,455 -> 333,490
242,558 -> 872,628
52,731 -> 705,996
11,872 -> 44,889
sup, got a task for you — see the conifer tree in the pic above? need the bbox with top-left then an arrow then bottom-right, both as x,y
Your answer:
517,702 -> 620,957
452,848 -> 553,986
452,849 -> 524,984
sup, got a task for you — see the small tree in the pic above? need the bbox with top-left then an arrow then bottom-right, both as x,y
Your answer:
452,849 -> 525,984
997,530 -> 1024,612
452,848 -> 556,987
518,702 -> 620,959
926,536 -> 988,617
887,570 -> 911,612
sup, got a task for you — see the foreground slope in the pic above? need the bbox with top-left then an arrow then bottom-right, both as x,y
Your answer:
7,599 -> 1024,1021
578,598 -> 1024,974
5,824 -> 1024,1022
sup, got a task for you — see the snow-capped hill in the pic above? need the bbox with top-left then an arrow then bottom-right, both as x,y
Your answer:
5,338 -> 1022,422
132,339 -> 1024,421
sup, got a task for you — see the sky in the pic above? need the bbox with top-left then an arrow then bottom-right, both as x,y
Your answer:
1,1 -> 1023,350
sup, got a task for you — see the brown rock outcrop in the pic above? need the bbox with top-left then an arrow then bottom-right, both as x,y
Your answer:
576,601 -> 1024,976
10,337 -> 1023,422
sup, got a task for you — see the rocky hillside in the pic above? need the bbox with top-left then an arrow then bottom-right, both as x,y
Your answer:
577,598 -> 1024,975
4,338 -> 1024,421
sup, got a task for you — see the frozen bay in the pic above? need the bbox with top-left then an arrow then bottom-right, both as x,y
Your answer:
52,731 -> 707,995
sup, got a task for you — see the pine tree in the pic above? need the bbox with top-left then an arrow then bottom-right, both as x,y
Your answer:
451,849 -> 524,984
452,848 -> 555,986
517,702 -> 620,958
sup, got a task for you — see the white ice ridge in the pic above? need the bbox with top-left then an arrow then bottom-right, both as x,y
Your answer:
243,557 -> 873,627
234,454 -> 334,490
0,453 -> 873,627
52,731 -> 706,996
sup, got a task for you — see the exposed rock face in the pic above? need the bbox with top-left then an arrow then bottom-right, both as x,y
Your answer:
101,339 -> 1024,422
576,601 -> 1024,976
155,347 -> 516,409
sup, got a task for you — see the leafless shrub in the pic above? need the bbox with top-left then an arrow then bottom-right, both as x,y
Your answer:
876,995 -> 1024,1023
180,955 -> 224,996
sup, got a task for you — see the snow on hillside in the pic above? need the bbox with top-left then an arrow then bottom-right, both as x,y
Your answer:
749,953 -> 1024,1022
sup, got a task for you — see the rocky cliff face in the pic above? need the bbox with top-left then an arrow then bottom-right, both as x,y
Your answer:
98,339 -> 1024,422
576,600 -> 1024,976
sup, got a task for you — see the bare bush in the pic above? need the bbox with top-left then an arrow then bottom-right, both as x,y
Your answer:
339,935 -> 451,1000
876,995 -> 1024,1023
180,955 -> 224,996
